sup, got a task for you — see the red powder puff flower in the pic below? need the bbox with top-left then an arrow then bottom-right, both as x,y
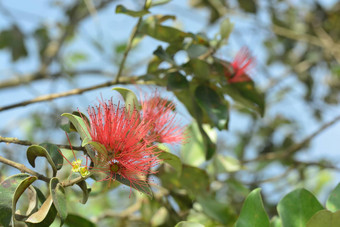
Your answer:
86,99 -> 160,192
140,91 -> 186,144
225,47 -> 255,83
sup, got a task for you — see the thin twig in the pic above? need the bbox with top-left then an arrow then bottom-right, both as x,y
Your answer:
244,114 -> 340,163
0,136 -> 84,151
0,76 -> 139,112
0,156 -> 50,183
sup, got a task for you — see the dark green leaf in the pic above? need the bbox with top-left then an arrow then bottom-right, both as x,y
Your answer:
34,26 -> 49,59
0,173 -> 30,227
50,178 -> 67,225
115,174 -> 153,197
153,45 -> 175,64
306,210 -> 340,227
167,72 -> 189,91
0,26 -> 28,61
195,84 -> 229,130
188,59 -> 210,78
158,144 -> 182,176
40,143 -> 64,171
277,188 -> 324,227
65,214 -> 96,227
179,165 -> 209,196
238,0 -> 257,13
224,82 -> 265,116
26,145 -> 58,177
186,44 -> 209,59
115,4 -> 149,17
235,188 -> 270,227
76,180 -> 91,204
326,183 -> 340,212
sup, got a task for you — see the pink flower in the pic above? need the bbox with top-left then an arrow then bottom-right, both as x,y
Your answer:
140,91 -> 186,144
225,47 -> 254,83
86,99 -> 160,192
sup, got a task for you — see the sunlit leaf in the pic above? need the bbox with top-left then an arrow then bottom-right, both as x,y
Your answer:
235,188 -> 270,227
277,189 -> 323,227
158,144 -> 182,176
175,221 -> 204,227
61,113 -> 92,141
306,210 -> 340,227
113,87 -> 140,114
219,18 -> 234,41
115,4 -> 149,17
327,183 -> 340,212
25,195 -> 57,225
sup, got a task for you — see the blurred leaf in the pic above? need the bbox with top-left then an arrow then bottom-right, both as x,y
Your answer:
195,84 -> 229,130
65,214 -> 96,227
238,0 -> 257,13
179,165 -> 209,196
115,174 -> 153,197
34,26 -> 49,59
151,207 -> 168,226
306,210 -> 340,227
270,216 -> 282,227
220,18 -> 234,41
61,113 -> 92,141
113,87 -> 140,114
235,188 -> 270,227
224,82 -> 265,116
277,189 -> 323,227
40,143 -> 64,171
150,0 -> 172,7
175,221 -> 204,227
153,45 -> 175,64
158,144 -> 182,176
0,173 -> 30,226
187,59 -> 210,79
50,178 -> 67,225
326,183 -> 340,212
167,72 -> 189,91
0,26 -> 28,61
26,145 -> 58,177
115,4 -> 149,17
214,154 -> 242,173
197,195 -> 236,225
186,44 -> 208,58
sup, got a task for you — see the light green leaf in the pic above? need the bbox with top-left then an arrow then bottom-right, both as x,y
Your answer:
61,113 -> 92,141
307,210 -> 340,227
326,183 -> 340,212
50,178 -> 67,225
175,221 -> 204,227
115,4 -> 149,17
113,87 -> 140,114
220,18 -> 234,41
235,188 -> 270,227
277,188 -> 323,227
158,144 -> 182,176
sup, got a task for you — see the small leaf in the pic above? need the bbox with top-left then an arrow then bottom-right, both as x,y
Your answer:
50,178 -> 67,225
40,143 -> 64,171
150,0 -> 172,7
167,72 -> 189,91
26,145 -> 58,177
61,113 -> 92,140
76,181 -> 91,204
175,221 -> 204,227
115,4 -> 149,17
158,144 -> 182,176
153,45 -> 175,64
0,174 -> 30,227
65,214 -> 96,227
306,210 -> 340,227
113,87 -> 140,114
220,18 -> 234,41
25,195 -> 57,225
235,188 -> 270,227
277,188 -> 324,227
326,183 -> 340,212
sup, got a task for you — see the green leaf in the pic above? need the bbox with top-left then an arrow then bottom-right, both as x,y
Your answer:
167,72 -> 189,91
40,143 -> 64,171
214,154 -> 242,173
0,174 -> 30,226
26,145 -> 58,177
25,195 -> 57,225
238,0 -> 257,13
224,82 -> 265,116
61,113 -> 92,141
186,44 -> 209,59
175,221 -> 204,227
158,144 -> 182,176
235,188 -> 270,227
277,188 -> 324,227
75,180 -> 91,204
112,87 -> 140,114
115,4 -> 149,17
65,214 -> 96,227
50,178 -> 67,225
326,183 -> 340,212
153,45 -> 175,64
306,210 -> 340,227
12,176 -> 37,222
115,174 -> 153,197
270,216 -> 282,227
187,59 -> 210,79
195,84 -> 229,130
197,195 -> 236,224
82,140 -> 108,162
179,165 -> 209,196
149,0 -> 172,7
220,18 -> 234,41
0,26 -> 28,61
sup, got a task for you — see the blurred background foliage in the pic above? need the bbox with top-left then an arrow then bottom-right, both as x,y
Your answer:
1,0 -> 340,226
